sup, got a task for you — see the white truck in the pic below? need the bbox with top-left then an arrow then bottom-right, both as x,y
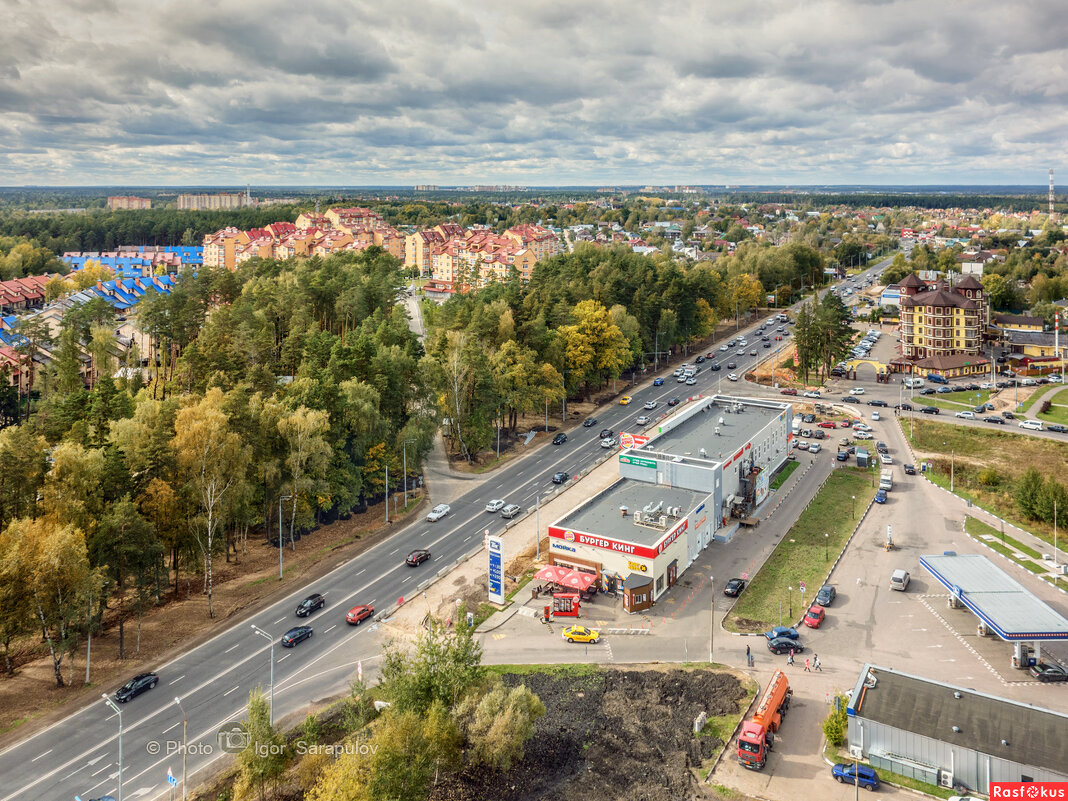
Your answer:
879,469 -> 893,491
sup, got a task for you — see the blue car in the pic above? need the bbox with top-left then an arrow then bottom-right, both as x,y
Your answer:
875,489 -> 887,504
764,626 -> 799,640
653,377 -> 665,386
831,763 -> 880,791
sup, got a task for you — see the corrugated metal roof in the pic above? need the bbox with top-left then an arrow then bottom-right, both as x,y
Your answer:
921,553 -> 1068,640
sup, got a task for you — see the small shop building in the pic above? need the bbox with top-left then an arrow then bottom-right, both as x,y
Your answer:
548,394 -> 791,611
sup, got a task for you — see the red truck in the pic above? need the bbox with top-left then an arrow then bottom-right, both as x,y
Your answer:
737,669 -> 791,770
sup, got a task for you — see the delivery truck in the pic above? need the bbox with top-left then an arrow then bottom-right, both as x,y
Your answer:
879,469 -> 893,491
737,670 -> 791,770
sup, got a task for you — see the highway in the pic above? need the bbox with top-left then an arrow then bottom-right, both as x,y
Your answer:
0,257 -> 893,801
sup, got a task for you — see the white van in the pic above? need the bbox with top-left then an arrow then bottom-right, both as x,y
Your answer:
890,569 -> 910,591
903,377 -> 925,389
1019,419 -> 1043,431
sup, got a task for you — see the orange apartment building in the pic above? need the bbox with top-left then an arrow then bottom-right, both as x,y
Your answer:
899,273 -> 989,376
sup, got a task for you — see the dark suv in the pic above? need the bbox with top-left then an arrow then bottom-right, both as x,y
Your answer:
115,672 -> 158,703
296,593 -> 325,617
552,432 -> 567,445
815,584 -> 837,606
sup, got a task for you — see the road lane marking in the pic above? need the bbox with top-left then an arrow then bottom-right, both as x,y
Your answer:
91,763 -> 111,777
389,547 -> 400,556
324,625 -> 336,634
168,675 -> 184,684
224,643 -> 239,654
161,721 -> 180,735
30,749 -> 52,762
222,685 -> 240,697
277,654 -> 290,663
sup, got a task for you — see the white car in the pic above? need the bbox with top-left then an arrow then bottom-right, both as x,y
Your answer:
427,504 -> 451,522
796,441 -> 810,451
881,453 -> 893,464
850,387 -> 865,395
955,411 -> 975,419
677,375 -> 688,383
855,431 -> 874,440
736,349 -> 746,356
636,415 -> 651,425
485,499 -> 505,513
1019,419 -> 1043,431
809,442 -> 822,453
719,344 -> 729,351
644,400 -> 658,410
600,437 -> 617,448
978,382 -> 992,389
739,340 -> 748,346
686,377 -> 697,385
871,411 -> 881,421
802,390 -> 820,398
728,373 -> 739,381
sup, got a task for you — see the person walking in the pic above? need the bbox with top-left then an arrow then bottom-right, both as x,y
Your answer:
804,657 -> 811,672
814,654 -> 822,672
787,648 -> 794,666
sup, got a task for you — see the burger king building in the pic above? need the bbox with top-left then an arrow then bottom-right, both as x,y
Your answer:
548,395 -> 792,613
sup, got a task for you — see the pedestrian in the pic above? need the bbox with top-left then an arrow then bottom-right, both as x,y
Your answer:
804,657 -> 811,672
814,654 -> 822,672
788,648 -> 794,666
746,643 -> 751,659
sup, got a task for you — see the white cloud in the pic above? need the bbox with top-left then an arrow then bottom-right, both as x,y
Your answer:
0,0 -> 1064,184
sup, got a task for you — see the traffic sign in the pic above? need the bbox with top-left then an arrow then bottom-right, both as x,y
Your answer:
168,767 -> 178,787
799,581 -> 806,592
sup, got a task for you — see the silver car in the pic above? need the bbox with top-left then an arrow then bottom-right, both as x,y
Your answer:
427,503 -> 450,522
501,503 -> 521,519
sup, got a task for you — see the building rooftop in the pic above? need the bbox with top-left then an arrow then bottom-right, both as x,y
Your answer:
642,396 -> 791,466
849,663 -> 1068,776
555,478 -> 708,548
920,553 -> 1068,640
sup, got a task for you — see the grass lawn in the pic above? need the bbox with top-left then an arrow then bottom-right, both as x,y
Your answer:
770,459 -> 800,490
905,419 -> 1068,552
964,516 -> 1043,559
724,469 -> 877,632
1036,386 -> 1068,425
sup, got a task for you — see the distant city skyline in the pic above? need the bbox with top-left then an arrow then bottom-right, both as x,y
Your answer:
2,0 -> 1065,186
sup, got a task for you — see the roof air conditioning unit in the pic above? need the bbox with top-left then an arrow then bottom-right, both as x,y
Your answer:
633,511 -> 642,523
848,745 -> 863,760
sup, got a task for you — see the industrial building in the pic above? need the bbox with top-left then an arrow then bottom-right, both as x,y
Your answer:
847,664 -> 1068,793
548,395 -> 791,612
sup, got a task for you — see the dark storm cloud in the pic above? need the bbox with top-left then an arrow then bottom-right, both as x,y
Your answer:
2,0 -> 1066,184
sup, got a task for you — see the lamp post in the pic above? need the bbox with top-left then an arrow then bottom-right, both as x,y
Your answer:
277,494 -> 291,579
654,331 -> 662,372
851,494 -> 856,519
174,696 -> 188,801
102,693 -> 123,801
709,582 -> 715,663
824,532 -> 829,561
251,625 -> 275,726
788,585 -> 793,618
402,439 -> 415,508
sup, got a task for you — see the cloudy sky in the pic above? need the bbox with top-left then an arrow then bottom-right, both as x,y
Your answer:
2,0 -> 1065,186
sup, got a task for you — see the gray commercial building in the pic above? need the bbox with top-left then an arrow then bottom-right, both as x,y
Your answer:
847,664 -> 1068,793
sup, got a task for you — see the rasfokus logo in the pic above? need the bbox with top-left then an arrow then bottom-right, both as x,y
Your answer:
991,783 -> 1067,799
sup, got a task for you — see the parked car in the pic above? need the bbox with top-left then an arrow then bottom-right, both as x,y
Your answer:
832,763 -> 880,791
780,388 -> 798,395
552,432 -> 568,445
345,604 -> 374,625
818,421 -> 836,429
1002,410 -> 1015,419
562,625 -> 599,644
984,415 -> 1005,425
855,431 -> 873,440
875,489 -> 887,504
767,637 -> 804,655
919,387 -> 936,395
501,503 -> 521,518
836,450 -> 848,461
895,403 -> 913,411
850,387 -> 865,395
723,578 -> 747,597
552,471 -> 569,484
1047,424 -> 1068,434
903,463 -> 916,475
815,584 -> 837,606
427,503 -> 451,521
764,626 -> 799,640
485,499 -> 505,513
867,399 -> 888,407
281,625 -> 313,647
115,672 -> 158,703
920,406 -> 940,415
803,390 -> 821,398
295,593 -> 325,617
842,396 -> 860,404
955,411 -> 975,419
644,400 -> 658,410
1029,663 -> 1068,682
406,549 -> 431,566
803,605 -> 825,628
809,442 -> 822,453
796,441 -> 809,451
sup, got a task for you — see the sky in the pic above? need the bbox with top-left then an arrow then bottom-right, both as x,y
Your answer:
2,0 -> 1066,186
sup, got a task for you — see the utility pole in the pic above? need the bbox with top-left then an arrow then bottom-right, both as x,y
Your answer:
403,439 -> 415,508
174,697 -> 188,801
102,694 -> 123,801
251,625 -> 275,726
654,331 -> 662,372
709,586 -> 715,663
535,494 -> 541,560
278,495 -> 291,579
384,464 -> 389,523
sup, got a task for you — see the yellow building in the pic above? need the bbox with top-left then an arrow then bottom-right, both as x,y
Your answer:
899,274 -> 986,360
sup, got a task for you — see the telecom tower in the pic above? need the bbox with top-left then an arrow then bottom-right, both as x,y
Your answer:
1050,168 -> 1055,215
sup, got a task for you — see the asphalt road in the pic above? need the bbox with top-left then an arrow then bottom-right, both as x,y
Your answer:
0,258 -> 893,801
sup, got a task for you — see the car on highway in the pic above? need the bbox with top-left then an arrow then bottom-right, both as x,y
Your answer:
665,397 -> 679,407
1029,663 -> 1068,682
1019,419 -> 1044,431
803,390 -> 821,398
406,549 -> 431,566
818,421 -> 837,429
582,417 -> 598,427
871,411 -> 881,421
764,626 -> 799,640
874,489 -> 887,504
636,415 -> 651,425
345,604 -> 374,625
749,349 -> 758,356
600,437 -> 617,448
876,441 -> 888,454
677,374 -> 689,383
867,399 -> 888,407
767,637 -> 804,655
427,503 -> 451,521
955,411 -> 975,419
295,593 -> 325,617
619,395 -> 632,405
850,387 -> 865,395
115,672 -> 158,703
983,415 -> 1005,425
723,578 -> 747,597
726,361 -> 737,369
920,406 -> 940,414
686,376 -> 697,385
562,625 -> 600,644
552,432 -> 568,445
552,471 -> 569,484
709,362 -> 721,371
904,464 -> 916,475
719,344 -> 729,351
643,400 -> 658,410
485,499 -> 505,513
281,625 -> 313,647
780,388 -> 798,395
599,428 -> 614,439
815,584 -> 836,606
501,503 -> 521,518
832,763 -> 880,791
728,373 -> 739,381
1048,424 -> 1068,434
803,605 -> 825,628
653,377 -> 664,386
695,355 -> 706,363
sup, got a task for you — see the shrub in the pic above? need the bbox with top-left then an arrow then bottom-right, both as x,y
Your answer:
823,694 -> 849,747
978,467 -> 1001,487
1041,400 -> 1052,414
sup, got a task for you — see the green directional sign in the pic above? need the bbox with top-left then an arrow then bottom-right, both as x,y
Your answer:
620,455 -> 657,469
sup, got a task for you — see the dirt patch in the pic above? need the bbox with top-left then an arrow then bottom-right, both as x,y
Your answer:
0,491 -> 428,745
431,667 -> 748,801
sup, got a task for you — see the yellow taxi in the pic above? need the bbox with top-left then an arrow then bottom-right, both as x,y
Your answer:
619,395 -> 632,405
562,625 -> 600,644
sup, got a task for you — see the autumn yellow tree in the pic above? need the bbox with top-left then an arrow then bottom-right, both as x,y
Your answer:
557,299 -> 629,400
278,406 -> 332,548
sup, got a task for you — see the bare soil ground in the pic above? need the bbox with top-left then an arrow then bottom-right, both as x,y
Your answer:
0,491 -> 428,745
431,667 -> 749,801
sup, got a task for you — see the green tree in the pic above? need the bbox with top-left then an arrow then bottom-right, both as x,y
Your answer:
558,299 -> 629,400
380,624 -> 485,715
455,680 -> 545,771
236,689 -> 287,801
278,406 -> 333,546
1015,466 -> 1045,520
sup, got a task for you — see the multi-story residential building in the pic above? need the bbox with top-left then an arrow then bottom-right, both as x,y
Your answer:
107,196 -> 151,210
0,275 -> 52,313
899,273 -> 989,376
504,224 -> 563,261
405,229 -> 445,275
202,227 -> 243,270
177,192 -> 252,211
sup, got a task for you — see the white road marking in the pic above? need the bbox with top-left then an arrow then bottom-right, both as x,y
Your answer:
324,625 -> 336,634
273,617 -> 285,624
356,569 -> 365,576
168,675 -> 184,684
91,763 -> 111,777
222,685 -> 240,697
389,547 -> 400,556
161,722 -> 180,735
30,749 -> 52,762
277,654 -> 290,663
224,643 -> 240,654
87,754 -> 105,766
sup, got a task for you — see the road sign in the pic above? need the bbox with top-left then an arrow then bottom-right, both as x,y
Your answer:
799,581 -> 806,592
168,767 -> 178,787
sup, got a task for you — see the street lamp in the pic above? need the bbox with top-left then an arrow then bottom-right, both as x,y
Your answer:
654,331 -> 662,372
278,494 -> 292,579
251,625 -> 275,726
402,439 -> 415,508
851,494 -> 856,519
788,585 -> 793,618
824,533 -> 829,561
174,696 -> 188,801
102,693 -> 123,801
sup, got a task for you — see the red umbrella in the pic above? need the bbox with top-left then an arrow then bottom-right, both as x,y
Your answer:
534,565 -> 571,585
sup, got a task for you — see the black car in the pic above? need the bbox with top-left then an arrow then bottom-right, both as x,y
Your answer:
920,406 -> 940,414
1030,663 -> 1068,682
984,415 -> 1006,425
295,593 -> 325,617
281,625 -> 313,647
876,442 -> 888,454
695,355 -> 706,363
115,672 -> 158,703
406,549 -> 431,566
919,387 -> 935,395
815,584 -> 837,606
668,397 -> 680,407
709,362 -> 721,371
842,396 -> 859,404
763,342 -> 772,348
726,361 -> 737,369
552,432 -> 567,445
582,418 -> 597,427
904,463 -> 916,475
965,383 -> 981,391
1048,424 -> 1068,434
867,399 -> 888,407
802,414 -> 815,423
937,386 -> 954,394
767,637 -> 804,655
599,428 -> 614,439
895,403 -> 913,411
552,471 -> 569,484
723,578 -> 746,597
1002,410 -> 1015,419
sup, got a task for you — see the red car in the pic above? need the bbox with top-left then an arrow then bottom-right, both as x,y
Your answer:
803,605 -> 825,629
780,388 -> 798,396
840,420 -> 853,428
818,421 -> 836,429
775,335 -> 783,341
346,604 -> 375,625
